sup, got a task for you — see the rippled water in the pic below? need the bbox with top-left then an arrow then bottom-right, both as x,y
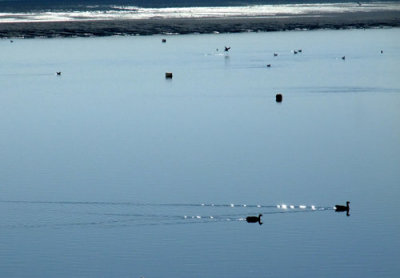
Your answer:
1,2 -> 400,23
1,28 -> 399,277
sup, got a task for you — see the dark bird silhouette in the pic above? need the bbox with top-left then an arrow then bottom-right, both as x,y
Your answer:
56,72 -> 62,76
342,56 -> 346,60
335,201 -> 350,216
246,214 -> 262,225
224,46 -> 231,52
273,53 -> 278,57
267,64 -> 271,68
293,50 -> 298,54
380,50 -> 383,54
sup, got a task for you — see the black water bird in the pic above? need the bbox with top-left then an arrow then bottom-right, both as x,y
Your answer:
293,50 -> 298,54
273,53 -> 278,57
224,46 -> 231,52
335,201 -> 350,211
342,56 -> 346,60
56,72 -> 62,76
335,201 -> 350,216
267,64 -> 271,68
246,214 -> 262,225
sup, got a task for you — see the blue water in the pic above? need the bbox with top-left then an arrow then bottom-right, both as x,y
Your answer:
1,28 -> 400,277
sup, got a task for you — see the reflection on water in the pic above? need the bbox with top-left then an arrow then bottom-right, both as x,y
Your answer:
0,29 -> 399,277
0,200 -> 338,229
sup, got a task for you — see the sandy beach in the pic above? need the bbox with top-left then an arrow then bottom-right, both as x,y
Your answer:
1,10 -> 399,38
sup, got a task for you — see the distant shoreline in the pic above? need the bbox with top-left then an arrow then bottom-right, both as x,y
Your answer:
1,10 -> 399,38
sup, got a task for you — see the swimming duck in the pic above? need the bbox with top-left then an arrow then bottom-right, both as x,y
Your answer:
335,201 -> 350,212
246,214 -> 263,225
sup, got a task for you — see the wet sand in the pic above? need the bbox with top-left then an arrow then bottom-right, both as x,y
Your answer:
1,10 -> 399,38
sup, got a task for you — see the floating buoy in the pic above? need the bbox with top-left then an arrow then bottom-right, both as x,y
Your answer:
162,38 -> 166,43
165,72 -> 173,79
380,50 -> 383,54
276,93 -> 283,103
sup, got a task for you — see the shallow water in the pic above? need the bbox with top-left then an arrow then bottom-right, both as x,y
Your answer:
1,28 -> 400,277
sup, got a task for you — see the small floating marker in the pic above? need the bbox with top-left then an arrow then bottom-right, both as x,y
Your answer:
266,64 -> 271,68
201,203 -> 205,206
277,205 -> 281,209
299,205 -> 306,209
243,204 -> 247,207
196,216 -> 201,219
210,216 -> 214,219
257,204 -> 261,208
290,205 -> 295,209
276,93 -> 283,103
311,205 -> 316,210
380,50 -> 383,54
165,72 -> 173,79
282,204 -> 288,209
162,38 -> 166,43
56,72 -> 61,76
230,203 -> 234,207
184,215 -> 187,219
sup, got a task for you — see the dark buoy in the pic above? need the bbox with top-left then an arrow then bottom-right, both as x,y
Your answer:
276,93 -> 283,103
246,214 -> 262,225
380,50 -> 383,54
335,201 -> 350,216
165,72 -> 173,79
56,72 -> 61,76
162,38 -> 166,43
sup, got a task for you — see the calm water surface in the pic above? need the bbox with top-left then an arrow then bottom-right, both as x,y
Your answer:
0,29 -> 399,277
